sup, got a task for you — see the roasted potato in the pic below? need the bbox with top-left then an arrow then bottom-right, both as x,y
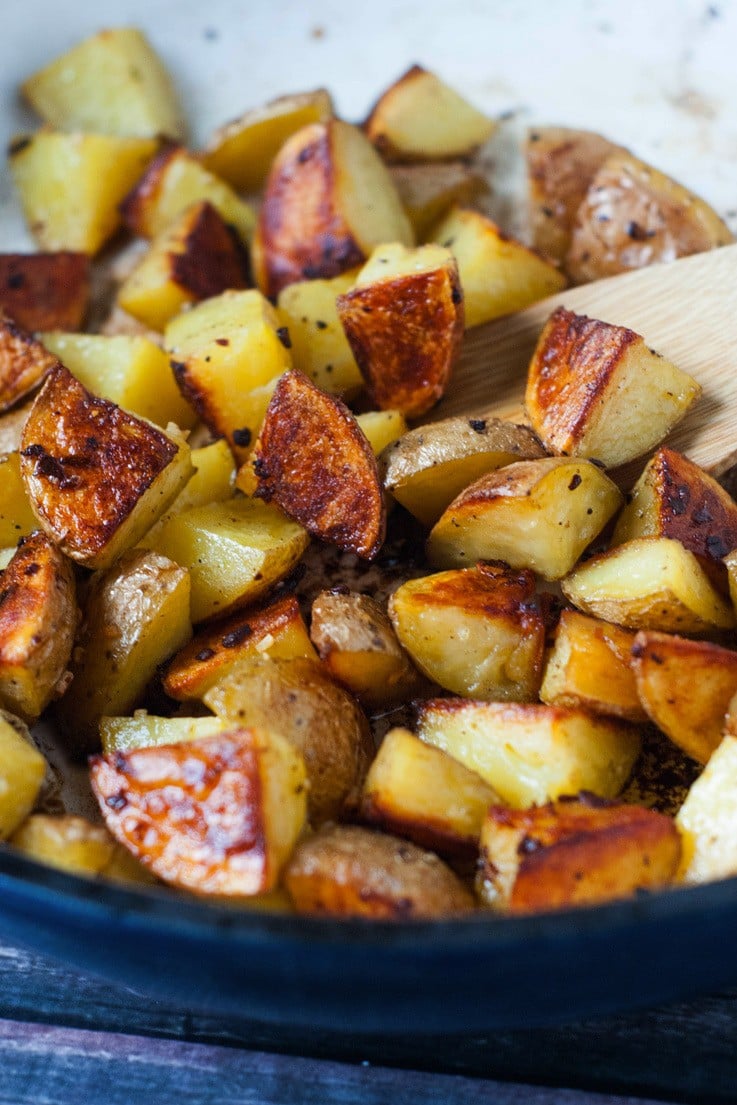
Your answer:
10,813 -> 116,878
0,712 -> 47,839
0,252 -> 89,332
284,823 -> 475,919
0,453 -> 38,546
676,735 -> 737,884
100,712 -> 229,754
389,161 -> 489,240
0,316 -> 61,413
355,410 -> 408,456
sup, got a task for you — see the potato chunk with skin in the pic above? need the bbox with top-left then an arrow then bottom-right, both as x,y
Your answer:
427,457 -> 622,580
365,65 -> 495,162
276,269 -> 363,398
478,794 -> 680,913
252,370 -> 385,560
336,242 -> 463,418
676,735 -> 737,884
540,609 -> 646,723
416,698 -> 641,809
0,713 -> 47,839
360,727 -> 499,858
90,728 -> 307,896
431,207 -> 566,329
100,713 -> 230,755
20,365 -> 193,570
389,161 -> 489,241
284,823 -> 475,919
0,316 -> 61,413
254,119 -> 413,298
561,537 -> 735,635
10,813 -> 116,878
525,308 -> 701,468
566,151 -> 733,285
389,563 -> 547,702
0,532 -> 77,723
0,253 -> 90,333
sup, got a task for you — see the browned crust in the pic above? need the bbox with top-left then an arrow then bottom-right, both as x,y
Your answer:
119,142 -> 181,236
646,447 -> 737,564
167,201 -> 250,299
0,252 -> 90,332
410,561 -> 541,619
0,315 -> 62,413
359,793 -> 478,860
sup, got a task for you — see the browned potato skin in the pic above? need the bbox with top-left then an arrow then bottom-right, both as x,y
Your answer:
150,200 -> 250,301
253,370 -> 385,560
0,252 -> 90,332
284,823 -> 476,919
336,259 -> 463,418
478,794 -> 681,914
0,315 -> 61,412
631,631 -> 737,764
0,531 -> 77,722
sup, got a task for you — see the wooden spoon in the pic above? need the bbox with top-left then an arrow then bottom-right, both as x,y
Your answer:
433,243 -> 737,479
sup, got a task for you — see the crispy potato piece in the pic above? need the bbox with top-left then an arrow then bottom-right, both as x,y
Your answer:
631,630 -> 737,764
284,823 -> 475,919
163,594 -> 316,701
427,457 -> 622,579
202,88 -> 334,192
0,453 -> 38,545
388,563 -> 546,702
0,253 -> 89,332
0,713 -> 47,839
90,728 -> 307,895
365,65 -> 495,162
389,161 -> 489,240
0,532 -> 77,723
147,496 -> 308,624
677,735 -> 737,884
10,813 -> 116,878
117,201 -> 249,332
21,28 -> 185,141
100,713 -> 230,754
336,242 -> 463,417
276,269 -> 363,398
525,126 -> 624,267
355,410 -> 408,456
9,131 -> 158,254
567,151 -> 733,284
540,609 -> 646,722
204,656 -> 373,825
431,207 -> 566,328
20,365 -> 193,570
416,697 -> 641,808
252,370 -> 385,560
360,727 -> 498,858
310,590 -> 422,709
561,537 -> 735,635
525,307 -> 701,468
254,119 -> 413,297
478,794 -> 680,913
381,416 -> 545,528
120,145 -> 255,245
0,316 -> 61,413
56,549 -> 191,753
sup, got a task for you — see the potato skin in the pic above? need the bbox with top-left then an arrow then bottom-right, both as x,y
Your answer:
0,252 -> 90,332
0,315 -> 61,412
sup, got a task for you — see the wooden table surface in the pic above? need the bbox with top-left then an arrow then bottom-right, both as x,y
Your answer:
1,938 -> 735,1105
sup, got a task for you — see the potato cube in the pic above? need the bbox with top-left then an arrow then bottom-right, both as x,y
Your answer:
416,697 -> 641,808
276,269 -> 363,397
677,735 -> 737,884
389,161 -> 489,240
139,439 -> 235,547
355,410 -> 408,456
0,316 -> 61,413
0,713 -> 47,839
0,252 -> 89,332
10,813 -> 116,878
100,713 -> 230,754
0,453 -> 38,546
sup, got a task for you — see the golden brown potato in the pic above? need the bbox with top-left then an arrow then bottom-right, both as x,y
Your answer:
416,697 -> 641,808
477,794 -> 680,913
389,161 -> 489,240
388,562 -> 547,702
0,452 -> 38,546
163,593 -> 316,702
364,65 -> 495,162
566,151 -> 734,284
336,242 -> 463,418
90,728 -> 307,895
10,813 -> 116,878
20,364 -> 193,570
310,590 -> 422,709
676,735 -> 737,884
284,823 -> 475,919
360,727 -> 498,858
0,532 -> 76,723
427,457 -> 622,579
0,253 -> 89,333
540,609 -> 646,722
525,307 -> 701,468
0,315 -> 60,413
252,369 -> 385,560
631,630 -> 737,764
254,119 -> 413,297
0,712 -> 47,839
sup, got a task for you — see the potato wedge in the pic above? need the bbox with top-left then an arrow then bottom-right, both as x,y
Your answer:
540,609 -> 646,722
336,242 -> 463,417
254,119 -> 413,297
365,65 -> 495,162
561,537 -> 735,635
252,370 -> 385,560
431,207 -> 566,328
567,150 -> 733,284
427,457 -> 622,579
360,727 -> 499,858
388,563 -> 546,702
0,453 -> 38,546
677,735 -> 737,884
10,813 -> 116,878
355,410 -> 408,456
0,252 -> 89,332
525,307 -> 701,468
0,713 -> 47,839
284,823 -> 475,919
276,269 -> 363,398
416,697 -> 641,808
204,655 -> 373,825
100,713 -> 230,755
478,795 -> 680,913
0,531 -> 77,723
20,365 -> 193,569
90,728 -> 307,895
389,161 -> 489,240
0,316 -> 61,413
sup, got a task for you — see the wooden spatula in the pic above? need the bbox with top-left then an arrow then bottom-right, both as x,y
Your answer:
433,243 -> 737,478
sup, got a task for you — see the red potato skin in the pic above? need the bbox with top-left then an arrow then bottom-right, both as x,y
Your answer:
0,252 -> 90,331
